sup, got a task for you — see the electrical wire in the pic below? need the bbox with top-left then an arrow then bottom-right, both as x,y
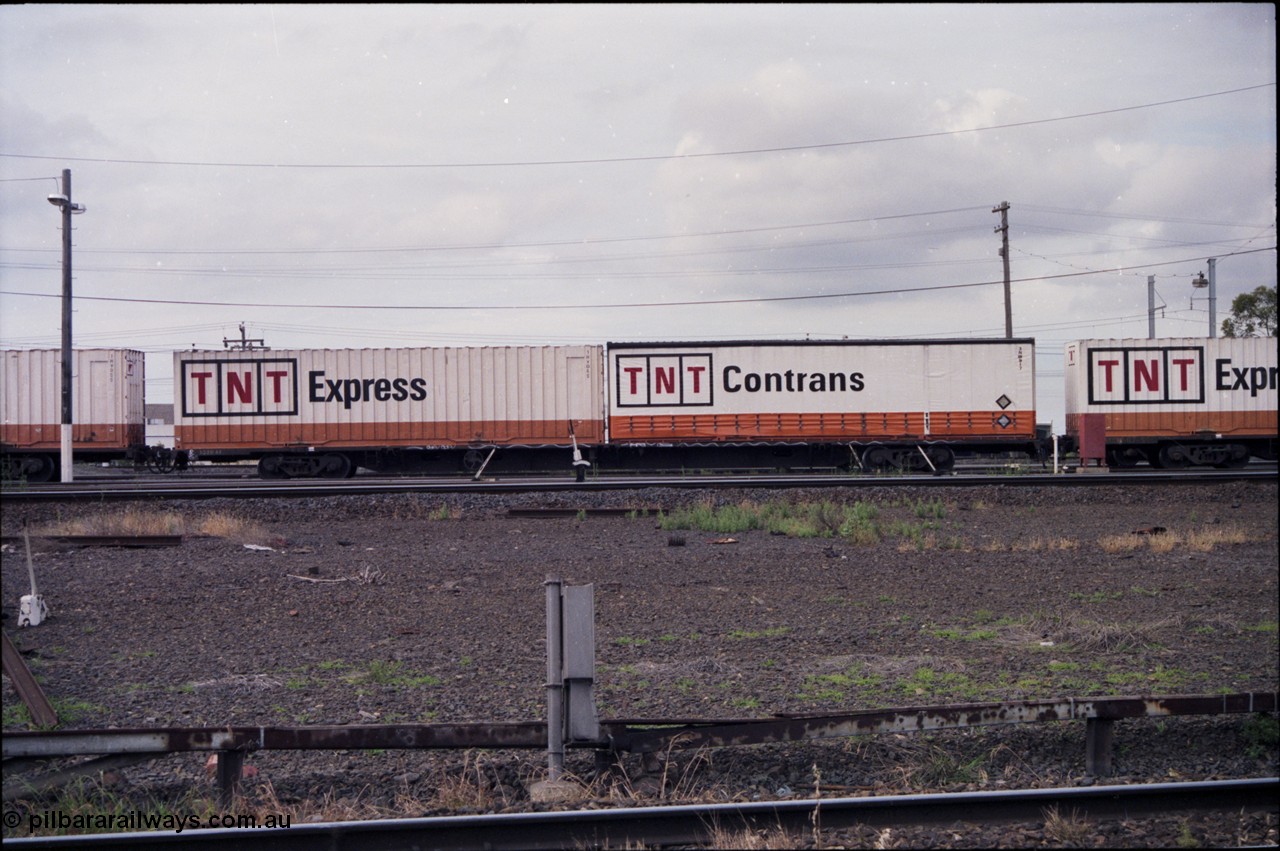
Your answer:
1,84 -> 1270,169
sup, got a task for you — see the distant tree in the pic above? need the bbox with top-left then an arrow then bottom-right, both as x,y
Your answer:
1221,284 -> 1277,337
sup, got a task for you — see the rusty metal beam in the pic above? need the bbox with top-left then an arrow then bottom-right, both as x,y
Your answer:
3,693 -> 1274,763
610,692 -> 1279,753
2,723 -> 549,759
1,630 -> 58,728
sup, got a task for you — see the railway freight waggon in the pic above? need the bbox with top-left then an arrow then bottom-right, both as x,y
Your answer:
1,349 -> 151,481
604,339 -> 1041,473
1064,337 -> 1278,468
169,339 -> 1041,477
3,337 -> 1275,481
173,346 -> 605,478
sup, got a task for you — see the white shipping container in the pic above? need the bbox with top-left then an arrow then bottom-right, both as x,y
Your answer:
174,346 -> 605,451
1064,337 -> 1278,439
0,349 -> 145,450
607,339 -> 1037,442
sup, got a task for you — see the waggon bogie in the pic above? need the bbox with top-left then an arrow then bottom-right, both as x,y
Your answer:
853,442 -> 959,474
1152,441 -> 1252,470
2,452 -> 57,483
257,452 -> 355,480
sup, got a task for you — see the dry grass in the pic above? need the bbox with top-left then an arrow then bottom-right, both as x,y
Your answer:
245,752 -> 509,822
35,509 -> 271,545
1043,805 -> 1094,846
1011,536 -> 1080,552
193,512 -> 272,544
979,524 -> 1257,554
37,508 -> 185,537
385,498 -> 462,522
583,744 -> 717,804
248,778 -> 435,823
1032,612 -> 1182,653
1098,525 -> 1253,554
895,533 -> 937,553
704,823 -> 806,849
430,752 -> 503,810
977,536 -> 1080,552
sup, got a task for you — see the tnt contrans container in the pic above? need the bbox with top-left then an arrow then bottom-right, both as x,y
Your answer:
604,339 -> 1039,472
1,349 -> 146,480
1064,337 -> 1278,467
173,346 -> 605,477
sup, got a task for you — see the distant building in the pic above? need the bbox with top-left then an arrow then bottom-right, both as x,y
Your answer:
146,403 -> 174,448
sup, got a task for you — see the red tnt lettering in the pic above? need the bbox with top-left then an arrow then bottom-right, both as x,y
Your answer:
190,372 -> 213,405
623,366 -> 644,395
654,367 -> 676,395
226,371 -> 253,404
1097,359 -> 1120,392
1133,359 -> 1160,392
686,365 -> 706,394
1172,358 -> 1195,391
266,370 -> 288,404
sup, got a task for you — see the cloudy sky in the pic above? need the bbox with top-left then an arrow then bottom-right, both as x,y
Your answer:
1,3 -> 1275,427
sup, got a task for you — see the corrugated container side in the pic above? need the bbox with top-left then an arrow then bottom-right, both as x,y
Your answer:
0,349 -> 144,451
1064,337 -> 1278,439
173,346 -> 604,451
605,339 -> 1037,442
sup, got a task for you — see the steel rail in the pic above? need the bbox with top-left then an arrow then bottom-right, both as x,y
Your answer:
2,468 -> 1274,502
3,779 -> 1275,850
1,631 -> 57,728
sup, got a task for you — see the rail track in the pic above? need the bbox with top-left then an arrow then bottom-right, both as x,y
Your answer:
3,778 -> 1276,849
4,465 -> 1274,847
2,466 -> 1275,503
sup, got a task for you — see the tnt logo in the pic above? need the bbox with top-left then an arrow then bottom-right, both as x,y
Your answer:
181,359 -> 299,417
1087,347 -> 1204,405
615,354 -> 713,408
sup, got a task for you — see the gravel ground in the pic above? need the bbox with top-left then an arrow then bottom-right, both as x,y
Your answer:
2,479 -> 1277,847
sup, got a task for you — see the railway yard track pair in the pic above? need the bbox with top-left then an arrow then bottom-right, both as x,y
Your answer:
3,471 -> 1276,847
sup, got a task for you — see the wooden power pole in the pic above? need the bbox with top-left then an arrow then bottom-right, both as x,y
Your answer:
993,201 -> 1012,338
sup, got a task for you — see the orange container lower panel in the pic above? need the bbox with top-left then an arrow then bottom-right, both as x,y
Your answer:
177,419 -> 604,450
607,410 -> 1034,442
1066,410 -> 1276,439
0,422 -> 140,451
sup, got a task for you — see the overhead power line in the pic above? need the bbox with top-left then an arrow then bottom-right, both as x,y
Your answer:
1,247 -> 1272,312
1017,204 -> 1277,230
1,84 -> 1270,170
0,207 -> 990,256
2,204 -> 1266,263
